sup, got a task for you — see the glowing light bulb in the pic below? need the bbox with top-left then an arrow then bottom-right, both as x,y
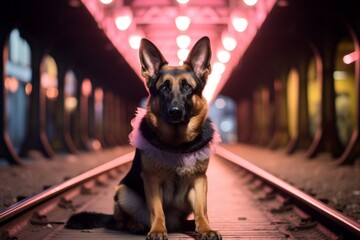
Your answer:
232,17 -> 248,32
129,35 -> 142,49
213,62 -> 226,75
175,16 -> 191,31
217,50 -> 231,63
176,35 -> 191,49
177,0 -> 189,4
222,35 -> 237,51
115,8 -> 133,31
244,0 -> 258,6
100,0 -> 113,4
177,48 -> 190,61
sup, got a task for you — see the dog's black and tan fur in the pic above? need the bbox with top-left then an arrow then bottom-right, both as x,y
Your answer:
67,37 -> 221,240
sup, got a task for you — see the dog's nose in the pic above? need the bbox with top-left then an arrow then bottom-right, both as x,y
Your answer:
169,106 -> 182,118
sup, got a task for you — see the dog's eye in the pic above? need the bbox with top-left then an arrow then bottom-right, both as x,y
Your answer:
160,84 -> 170,94
182,83 -> 192,93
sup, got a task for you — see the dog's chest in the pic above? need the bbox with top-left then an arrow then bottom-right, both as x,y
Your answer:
161,174 -> 191,208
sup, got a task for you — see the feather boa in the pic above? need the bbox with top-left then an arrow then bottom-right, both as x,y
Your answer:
129,108 -> 221,167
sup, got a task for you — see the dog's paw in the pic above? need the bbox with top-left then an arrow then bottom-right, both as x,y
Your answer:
198,230 -> 222,240
146,231 -> 168,240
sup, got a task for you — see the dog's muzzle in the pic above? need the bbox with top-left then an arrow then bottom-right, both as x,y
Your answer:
167,102 -> 187,124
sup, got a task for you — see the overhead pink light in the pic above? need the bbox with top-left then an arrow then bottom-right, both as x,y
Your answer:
115,8 -> 133,31
222,35 -> 237,51
129,35 -> 142,49
176,35 -> 191,49
203,73 -> 222,102
343,51 -> 359,64
177,0 -> 190,4
100,0 -> 113,4
243,0 -> 258,6
177,48 -> 190,61
232,17 -> 248,32
217,50 -> 231,63
175,16 -> 191,31
213,62 -> 226,75
82,79 -> 92,97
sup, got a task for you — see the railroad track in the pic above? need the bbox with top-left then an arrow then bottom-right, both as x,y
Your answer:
1,147 -> 360,239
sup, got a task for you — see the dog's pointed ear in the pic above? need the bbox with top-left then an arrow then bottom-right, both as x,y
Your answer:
139,38 -> 168,88
184,36 -> 212,82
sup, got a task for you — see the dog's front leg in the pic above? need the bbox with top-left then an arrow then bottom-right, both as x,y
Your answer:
143,172 -> 168,240
188,174 -> 222,240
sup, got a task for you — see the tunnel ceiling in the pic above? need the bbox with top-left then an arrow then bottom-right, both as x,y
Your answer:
2,0 -> 147,102
220,0 -> 360,101
80,0 -> 277,102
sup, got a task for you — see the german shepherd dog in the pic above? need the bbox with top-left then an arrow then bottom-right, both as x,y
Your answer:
66,37 -> 221,240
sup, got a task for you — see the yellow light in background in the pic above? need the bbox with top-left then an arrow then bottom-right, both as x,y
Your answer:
176,35 -> 191,49
217,50 -> 231,63
65,97 -> 78,111
175,16 -> 191,31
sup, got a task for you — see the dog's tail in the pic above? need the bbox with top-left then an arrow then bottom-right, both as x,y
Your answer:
65,212 -> 115,229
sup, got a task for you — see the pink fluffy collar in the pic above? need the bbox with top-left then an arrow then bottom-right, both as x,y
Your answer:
128,108 -> 221,167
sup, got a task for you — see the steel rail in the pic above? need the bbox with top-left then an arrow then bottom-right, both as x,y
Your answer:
215,145 -> 360,238
0,151 -> 135,225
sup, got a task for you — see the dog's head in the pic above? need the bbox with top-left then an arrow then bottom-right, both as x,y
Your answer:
139,36 -> 211,125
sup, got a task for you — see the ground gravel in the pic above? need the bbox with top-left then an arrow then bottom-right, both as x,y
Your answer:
0,146 -> 133,211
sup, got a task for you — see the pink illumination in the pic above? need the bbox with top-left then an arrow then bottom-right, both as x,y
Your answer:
244,0 -> 258,6
46,87 -> 59,99
343,51 -> 359,64
175,16 -> 191,31
217,50 -> 231,63
25,83 -> 32,95
4,76 -> 19,93
213,62 -> 226,75
129,35 -> 142,49
115,8 -> 133,31
222,35 -> 237,51
177,48 -> 190,61
100,0 -> 113,4
203,73 -> 222,102
177,0 -> 190,4
82,79 -> 92,97
176,35 -> 191,49
81,0 -> 277,103
232,17 -> 248,32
